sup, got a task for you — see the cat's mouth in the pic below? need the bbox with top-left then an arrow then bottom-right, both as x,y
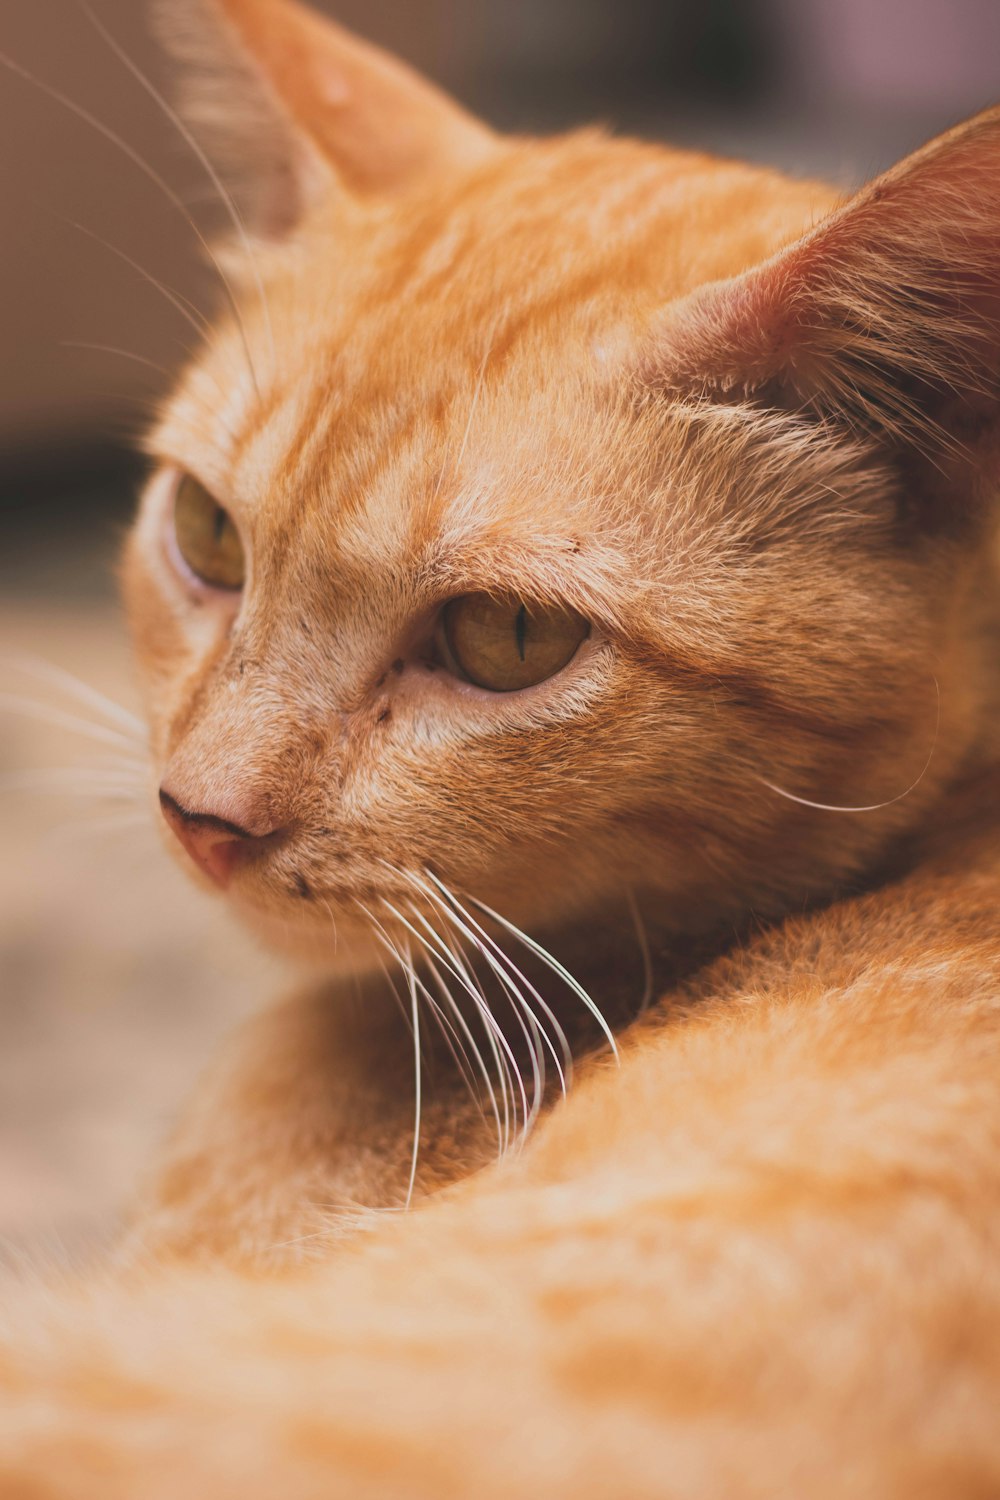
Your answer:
168,826 -> 433,968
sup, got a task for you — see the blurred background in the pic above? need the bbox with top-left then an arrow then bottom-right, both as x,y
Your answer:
2,0 -> 999,1256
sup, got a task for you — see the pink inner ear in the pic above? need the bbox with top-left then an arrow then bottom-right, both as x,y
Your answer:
314,63 -> 353,111
651,107 -> 1000,441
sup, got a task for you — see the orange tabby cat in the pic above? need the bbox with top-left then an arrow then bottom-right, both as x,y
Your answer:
2,0 -> 999,1494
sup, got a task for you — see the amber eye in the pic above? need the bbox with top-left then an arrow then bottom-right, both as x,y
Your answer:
439,594 -> 590,692
172,474 -> 245,590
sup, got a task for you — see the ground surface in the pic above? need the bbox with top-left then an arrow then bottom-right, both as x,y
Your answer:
0,582 -> 279,1260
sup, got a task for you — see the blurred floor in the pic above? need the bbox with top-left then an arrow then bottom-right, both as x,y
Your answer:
0,550 -> 281,1261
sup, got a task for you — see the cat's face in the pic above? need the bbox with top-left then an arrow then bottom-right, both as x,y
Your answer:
123,0 -> 999,965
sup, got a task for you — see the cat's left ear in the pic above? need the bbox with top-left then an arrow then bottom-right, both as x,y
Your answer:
654,108 -> 1000,510
161,0 -> 496,231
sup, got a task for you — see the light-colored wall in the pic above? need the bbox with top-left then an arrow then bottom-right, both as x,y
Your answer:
0,0 -> 475,459
2,2 -> 188,454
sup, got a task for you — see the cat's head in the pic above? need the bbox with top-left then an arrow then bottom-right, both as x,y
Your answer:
124,0 -> 1000,964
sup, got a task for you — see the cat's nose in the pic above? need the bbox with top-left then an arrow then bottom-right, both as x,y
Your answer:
158,788 -> 280,888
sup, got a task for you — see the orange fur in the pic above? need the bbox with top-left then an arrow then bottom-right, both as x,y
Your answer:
2,1 -> 1000,1493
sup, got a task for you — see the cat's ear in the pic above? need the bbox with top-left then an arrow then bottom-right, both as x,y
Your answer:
654,108 -> 1000,503
159,0 -> 496,233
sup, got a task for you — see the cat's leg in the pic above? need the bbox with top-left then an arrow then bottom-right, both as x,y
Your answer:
121,972 -> 495,1266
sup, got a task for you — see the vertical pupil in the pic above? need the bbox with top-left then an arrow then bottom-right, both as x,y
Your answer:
212,505 -> 227,543
515,604 -> 527,662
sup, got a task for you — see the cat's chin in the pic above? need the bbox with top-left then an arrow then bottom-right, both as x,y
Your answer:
228,894 -> 384,976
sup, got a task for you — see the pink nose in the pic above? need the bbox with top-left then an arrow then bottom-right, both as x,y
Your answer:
158,789 -> 278,888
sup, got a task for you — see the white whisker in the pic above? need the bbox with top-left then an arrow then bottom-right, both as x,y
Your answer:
419,942 -> 503,1154
0,42 -> 261,394
375,953 -> 415,1037
415,980 -> 481,1102
379,900 -> 486,1110
313,893 -> 339,954
382,889 -> 514,1147
77,0 -> 275,380
42,810 -> 149,847
400,895 -> 518,1152
449,341 -> 493,479
400,900 -> 510,1156
758,677 -> 940,815
429,330 -> 495,511
79,334 -> 239,421
362,911 -> 423,1210
441,928 -> 520,1155
367,860 -> 621,1161
627,890 -> 654,1013
399,874 -> 530,1142
57,212 -> 211,341
463,883 -> 620,1063
268,1198 -> 407,1255
59,341 -> 171,379
458,916 -> 543,1134
427,877 -> 572,1097
0,769 -> 144,799
2,656 -> 147,740
0,694 -> 147,753
400,937 -> 423,1212
358,900 -> 456,1209
413,875 -> 570,1131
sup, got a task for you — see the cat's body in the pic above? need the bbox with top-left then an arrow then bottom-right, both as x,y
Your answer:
5,793 -> 1000,1497
2,0 -> 1000,1493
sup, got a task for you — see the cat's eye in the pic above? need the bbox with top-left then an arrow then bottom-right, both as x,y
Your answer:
172,474 -> 245,590
439,594 -> 589,692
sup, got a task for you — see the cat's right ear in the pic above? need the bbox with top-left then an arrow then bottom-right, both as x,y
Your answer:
159,0 -> 496,235
649,107 -> 1000,523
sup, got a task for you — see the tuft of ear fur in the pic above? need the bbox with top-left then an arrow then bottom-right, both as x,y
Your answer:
158,0 -> 333,237
653,108 -> 1000,492
157,0 -> 496,234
